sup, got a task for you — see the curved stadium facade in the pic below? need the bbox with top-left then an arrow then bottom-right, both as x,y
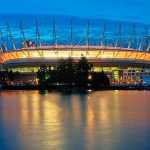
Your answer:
0,22 -> 150,85
1,46 -> 150,66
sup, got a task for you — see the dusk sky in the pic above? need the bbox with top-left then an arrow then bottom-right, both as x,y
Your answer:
0,0 -> 150,23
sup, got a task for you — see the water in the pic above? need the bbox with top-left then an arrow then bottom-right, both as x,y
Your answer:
0,90 -> 150,150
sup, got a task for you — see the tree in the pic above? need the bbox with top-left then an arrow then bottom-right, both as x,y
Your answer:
76,57 -> 93,87
0,71 -> 7,84
77,57 -> 92,72
57,57 -> 76,84
37,64 -> 47,85
47,66 -> 58,84
36,58 -> 110,88
8,70 -> 14,82
91,70 -> 110,87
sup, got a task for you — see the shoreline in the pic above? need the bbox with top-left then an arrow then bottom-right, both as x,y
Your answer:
1,85 -> 150,91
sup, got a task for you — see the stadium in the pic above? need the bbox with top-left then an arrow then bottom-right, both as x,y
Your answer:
0,21 -> 150,85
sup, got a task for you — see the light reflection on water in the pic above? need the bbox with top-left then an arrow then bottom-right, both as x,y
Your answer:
0,91 -> 150,150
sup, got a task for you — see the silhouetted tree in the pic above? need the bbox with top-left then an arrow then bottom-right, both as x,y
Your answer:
76,57 -> 93,87
101,70 -> 110,86
57,57 -> 76,84
37,64 -> 47,86
8,70 -> 14,82
36,58 -> 110,88
91,70 -> 110,87
47,66 -> 58,84
0,71 -> 7,84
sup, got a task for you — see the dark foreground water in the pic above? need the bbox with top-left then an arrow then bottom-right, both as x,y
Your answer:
0,90 -> 150,150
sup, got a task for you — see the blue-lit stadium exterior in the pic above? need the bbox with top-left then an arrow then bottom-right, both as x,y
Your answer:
0,20 -> 150,84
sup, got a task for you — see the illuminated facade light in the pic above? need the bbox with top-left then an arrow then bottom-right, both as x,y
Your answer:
88,75 -> 92,80
0,46 -> 150,64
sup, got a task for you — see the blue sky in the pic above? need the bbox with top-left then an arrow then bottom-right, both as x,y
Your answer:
0,0 -> 150,23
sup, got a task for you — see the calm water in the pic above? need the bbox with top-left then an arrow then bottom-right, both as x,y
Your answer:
0,90 -> 150,150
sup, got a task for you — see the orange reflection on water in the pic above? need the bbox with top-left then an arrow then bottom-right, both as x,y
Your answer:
1,90 -> 150,150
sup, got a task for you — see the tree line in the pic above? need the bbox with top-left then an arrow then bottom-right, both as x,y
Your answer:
37,57 -> 110,87
0,70 -> 20,84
